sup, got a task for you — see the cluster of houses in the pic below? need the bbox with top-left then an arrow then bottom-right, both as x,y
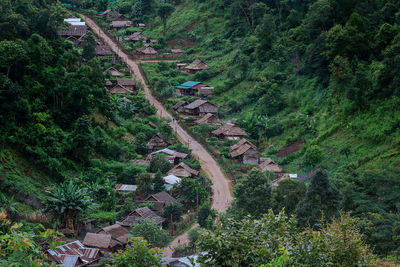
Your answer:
57,17 -> 87,46
99,10 -> 135,29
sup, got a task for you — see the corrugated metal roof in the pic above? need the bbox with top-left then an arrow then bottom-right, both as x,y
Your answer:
115,184 -> 137,192
163,174 -> 181,185
176,81 -> 201,89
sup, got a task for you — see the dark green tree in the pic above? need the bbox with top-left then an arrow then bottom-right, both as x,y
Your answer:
131,218 -> 171,248
162,202 -> 182,223
233,168 -> 272,217
157,3 -> 175,35
82,32 -> 96,61
153,171 -> 165,193
271,178 -> 307,215
149,153 -> 171,174
296,169 -> 342,228
197,202 -> 216,229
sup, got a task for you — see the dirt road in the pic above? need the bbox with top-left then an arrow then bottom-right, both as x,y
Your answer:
81,14 -> 233,257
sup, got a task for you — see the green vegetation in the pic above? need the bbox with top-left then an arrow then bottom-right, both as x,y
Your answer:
131,218 -> 172,248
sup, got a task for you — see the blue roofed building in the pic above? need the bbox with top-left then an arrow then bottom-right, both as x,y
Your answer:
175,81 -> 213,97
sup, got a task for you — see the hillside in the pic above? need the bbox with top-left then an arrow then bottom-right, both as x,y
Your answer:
140,0 -> 400,256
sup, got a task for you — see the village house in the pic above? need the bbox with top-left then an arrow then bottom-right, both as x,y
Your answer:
110,14 -> 130,22
211,123 -> 248,140
125,32 -> 147,42
95,45 -> 111,57
177,63 -> 187,70
110,20 -> 132,29
57,25 -> 87,46
173,100 -> 187,113
117,78 -> 135,91
175,81 -> 212,97
131,159 -> 150,167
136,44 -> 158,58
104,66 -> 125,77
195,113 -> 222,126
149,148 -> 188,165
168,162 -> 199,178
185,60 -> 210,74
97,224 -> 132,247
163,174 -> 181,186
171,49 -> 183,58
115,184 -> 137,193
258,158 -> 283,173
83,233 -> 121,252
270,174 -> 298,187
143,191 -> 182,212
101,10 -> 121,20
184,100 -> 217,116
229,139 -> 260,164
105,79 -> 113,88
120,206 -> 165,227
138,23 -> 146,28
109,84 -> 132,95
149,39 -> 157,44
46,240 -> 101,267
147,133 -> 168,150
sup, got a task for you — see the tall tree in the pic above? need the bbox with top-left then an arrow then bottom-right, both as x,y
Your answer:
272,178 -> 307,215
153,171 -> 165,193
296,169 -> 342,228
197,202 -> 215,229
157,3 -> 175,35
162,202 -> 182,223
82,32 -> 96,61
131,219 -> 171,248
233,168 -> 272,217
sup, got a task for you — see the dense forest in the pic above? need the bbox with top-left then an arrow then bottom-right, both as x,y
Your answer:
1,0 -> 400,265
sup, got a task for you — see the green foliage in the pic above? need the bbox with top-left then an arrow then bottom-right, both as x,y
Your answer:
153,171 -> 165,193
296,169 -> 342,228
177,177 -> 209,208
131,218 -> 172,248
162,202 -> 182,223
149,153 -> 171,174
197,211 -> 375,266
107,238 -> 162,267
303,145 -> 325,167
197,202 -> 215,229
233,168 -> 272,217
271,178 -> 306,215
157,3 -> 175,35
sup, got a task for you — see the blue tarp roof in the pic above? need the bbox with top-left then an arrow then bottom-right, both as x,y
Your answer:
176,81 -> 200,89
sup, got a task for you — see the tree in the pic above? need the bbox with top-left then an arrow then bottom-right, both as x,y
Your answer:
107,238 -> 162,267
197,211 -> 374,266
296,169 -> 342,228
233,168 -> 272,217
157,3 -> 175,35
70,115 -> 95,164
42,180 -> 93,230
177,177 -> 209,209
130,219 -> 171,248
153,171 -> 165,193
197,202 -> 216,229
0,40 -> 26,77
162,202 -> 182,223
271,178 -> 306,215
137,173 -> 152,193
149,153 -> 171,174
82,32 -> 96,61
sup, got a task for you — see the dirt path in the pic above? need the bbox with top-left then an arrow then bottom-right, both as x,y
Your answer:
81,14 -> 233,257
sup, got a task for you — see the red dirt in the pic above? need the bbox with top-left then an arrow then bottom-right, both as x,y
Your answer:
277,141 -> 305,158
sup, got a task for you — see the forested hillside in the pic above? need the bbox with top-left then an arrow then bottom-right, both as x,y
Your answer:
140,0 -> 400,257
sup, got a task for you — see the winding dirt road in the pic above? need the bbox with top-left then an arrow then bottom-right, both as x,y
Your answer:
81,14 -> 233,257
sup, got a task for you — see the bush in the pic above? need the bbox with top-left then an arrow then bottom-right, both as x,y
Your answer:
303,145 -> 324,166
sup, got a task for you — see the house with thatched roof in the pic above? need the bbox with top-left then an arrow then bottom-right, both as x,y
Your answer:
104,10 -> 121,20
95,45 -> 111,57
184,100 -> 217,116
58,25 -> 87,46
125,32 -> 147,42
175,81 -> 212,97
177,63 -> 187,70
185,60 -> 210,74
211,123 -> 248,140
110,14 -> 130,22
147,133 -> 168,150
138,23 -> 146,28
258,158 -> 283,173
146,192 -> 181,210
136,44 -> 157,57
110,20 -> 132,29
195,113 -> 222,126
120,207 -> 165,227
149,148 -> 188,165
105,79 -> 113,88
104,67 -> 124,77
131,159 -> 150,166
230,139 -> 260,164
117,78 -> 135,91
97,224 -> 132,245
168,162 -> 199,178
173,100 -> 187,113
83,233 -> 121,252
109,84 -> 132,95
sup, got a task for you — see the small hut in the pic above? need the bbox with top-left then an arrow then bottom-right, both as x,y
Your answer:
83,233 -> 119,252
177,63 -> 187,70
195,113 -> 222,126
230,139 -> 259,164
109,84 -> 132,95
117,78 -> 135,91
175,81 -> 210,97
184,100 -> 217,116
168,162 -> 199,178
149,148 -> 188,165
211,123 -> 248,140
136,44 -> 157,58
258,158 -> 283,173
57,25 -> 87,46
147,133 -> 168,150
120,207 -> 165,226
173,100 -> 187,113
125,32 -> 147,42
97,224 -> 132,245
96,45 -> 111,57
105,79 -> 113,88
110,21 -> 132,29
185,60 -> 210,74
104,67 -> 125,77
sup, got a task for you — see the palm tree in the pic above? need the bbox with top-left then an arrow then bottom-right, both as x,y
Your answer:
42,180 -> 93,231
0,193 -> 19,219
